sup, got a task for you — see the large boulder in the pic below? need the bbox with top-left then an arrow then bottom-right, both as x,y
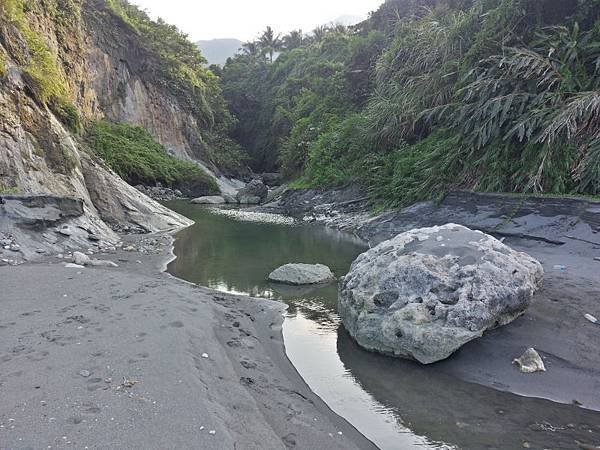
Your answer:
268,263 -> 335,285
338,224 -> 543,364
261,173 -> 283,186
237,179 -> 268,203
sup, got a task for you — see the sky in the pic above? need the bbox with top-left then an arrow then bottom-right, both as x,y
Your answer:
131,0 -> 384,41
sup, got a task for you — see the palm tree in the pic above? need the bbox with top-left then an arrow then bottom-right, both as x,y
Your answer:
283,29 -> 304,50
311,25 -> 328,42
259,26 -> 281,63
241,41 -> 261,58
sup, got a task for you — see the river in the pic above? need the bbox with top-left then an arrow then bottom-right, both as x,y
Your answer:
166,201 -> 600,450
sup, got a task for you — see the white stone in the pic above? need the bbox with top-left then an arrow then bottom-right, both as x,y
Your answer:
513,348 -> 546,373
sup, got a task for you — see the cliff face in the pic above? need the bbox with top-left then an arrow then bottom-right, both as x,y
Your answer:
0,0 -> 217,238
81,0 -> 211,161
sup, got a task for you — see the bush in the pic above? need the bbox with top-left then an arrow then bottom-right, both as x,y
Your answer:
86,121 -> 218,196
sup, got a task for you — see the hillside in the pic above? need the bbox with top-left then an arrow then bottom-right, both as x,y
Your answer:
197,38 -> 243,65
0,0 -> 245,235
221,0 -> 600,206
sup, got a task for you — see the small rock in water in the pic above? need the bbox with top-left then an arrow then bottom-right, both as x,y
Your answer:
201,353 -> 209,359
209,430 -> 216,435
124,245 -> 136,252
268,263 -> 335,285
65,263 -> 85,269
88,234 -> 100,242
513,348 -> 546,373
594,257 -> 600,262
9,244 -> 20,252
79,370 -> 91,378
190,196 -> 226,205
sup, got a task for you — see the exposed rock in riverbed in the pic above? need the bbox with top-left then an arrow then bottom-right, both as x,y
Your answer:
268,263 -> 335,285
339,224 -> 544,364
237,179 -> 268,204
191,196 -> 226,204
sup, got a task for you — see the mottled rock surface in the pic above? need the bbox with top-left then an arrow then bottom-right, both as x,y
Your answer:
339,224 -> 544,364
268,263 -> 335,285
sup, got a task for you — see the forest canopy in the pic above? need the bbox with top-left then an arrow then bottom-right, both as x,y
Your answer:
220,0 -> 600,206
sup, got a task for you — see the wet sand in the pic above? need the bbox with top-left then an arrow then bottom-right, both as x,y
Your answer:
0,237 -> 376,450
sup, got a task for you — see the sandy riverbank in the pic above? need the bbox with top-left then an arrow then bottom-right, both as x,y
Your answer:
0,234 -> 376,450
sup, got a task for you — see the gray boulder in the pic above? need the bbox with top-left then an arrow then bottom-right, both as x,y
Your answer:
261,173 -> 283,186
222,193 -> 237,204
237,179 -> 268,203
191,196 -> 226,204
238,195 -> 261,205
268,263 -> 335,285
338,224 -> 543,364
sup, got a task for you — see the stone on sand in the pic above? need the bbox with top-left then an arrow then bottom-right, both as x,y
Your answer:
338,223 -> 544,364
72,251 -> 118,268
268,263 -> 335,285
513,348 -> 546,373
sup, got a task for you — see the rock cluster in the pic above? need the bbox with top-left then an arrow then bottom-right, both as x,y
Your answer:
237,179 -> 268,204
135,185 -> 184,201
338,224 -> 544,364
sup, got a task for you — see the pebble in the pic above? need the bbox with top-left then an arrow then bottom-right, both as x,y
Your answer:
79,370 -> 91,378
201,353 -> 209,359
57,226 -> 73,236
209,430 -> 216,435
9,244 -> 20,252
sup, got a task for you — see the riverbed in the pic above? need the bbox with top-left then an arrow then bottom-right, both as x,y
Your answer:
166,201 -> 600,450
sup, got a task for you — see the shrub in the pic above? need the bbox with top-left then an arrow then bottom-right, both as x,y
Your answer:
86,121 -> 218,196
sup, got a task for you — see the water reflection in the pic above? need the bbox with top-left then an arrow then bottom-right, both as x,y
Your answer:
166,202 -> 600,450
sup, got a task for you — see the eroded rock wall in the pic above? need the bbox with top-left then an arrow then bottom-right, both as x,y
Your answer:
0,0 -> 195,238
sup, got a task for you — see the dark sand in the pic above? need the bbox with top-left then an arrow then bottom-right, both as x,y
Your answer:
0,238 -> 376,450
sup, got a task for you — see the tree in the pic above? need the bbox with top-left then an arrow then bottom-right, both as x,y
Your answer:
241,41 -> 261,58
283,29 -> 304,50
259,26 -> 281,63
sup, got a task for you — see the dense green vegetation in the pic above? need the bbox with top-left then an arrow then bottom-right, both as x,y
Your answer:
86,122 -> 218,196
0,0 -> 78,129
221,0 -> 600,206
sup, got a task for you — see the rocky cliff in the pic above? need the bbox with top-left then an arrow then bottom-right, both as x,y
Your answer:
0,0 -> 226,245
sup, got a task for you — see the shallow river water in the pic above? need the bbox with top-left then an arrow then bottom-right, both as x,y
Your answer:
166,202 -> 600,450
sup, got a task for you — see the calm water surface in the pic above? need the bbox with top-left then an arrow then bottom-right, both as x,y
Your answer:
166,201 -> 600,450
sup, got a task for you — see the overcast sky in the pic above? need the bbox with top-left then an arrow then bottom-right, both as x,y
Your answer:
131,0 -> 384,41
